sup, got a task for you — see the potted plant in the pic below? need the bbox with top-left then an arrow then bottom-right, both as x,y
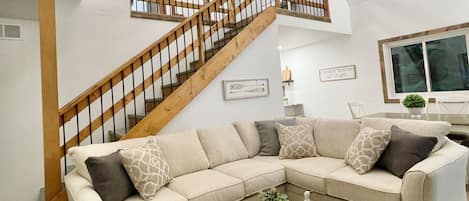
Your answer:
259,188 -> 289,201
402,94 -> 426,118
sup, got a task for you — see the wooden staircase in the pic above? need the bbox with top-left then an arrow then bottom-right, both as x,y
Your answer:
42,0 -> 330,200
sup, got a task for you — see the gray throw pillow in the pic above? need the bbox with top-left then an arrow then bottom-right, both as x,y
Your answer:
377,125 -> 437,178
255,118 -> 296,156
85,151 -> 136,201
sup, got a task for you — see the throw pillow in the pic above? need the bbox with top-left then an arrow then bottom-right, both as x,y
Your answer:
119,137 -> 172,201
255,119 -> 296,156
377,125 -> 437,178
85,151 -> 136,201
275,123 -> 317,159
345,127 -> 391,174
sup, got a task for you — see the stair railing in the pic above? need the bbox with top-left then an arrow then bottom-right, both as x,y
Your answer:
46,0 -> 329,200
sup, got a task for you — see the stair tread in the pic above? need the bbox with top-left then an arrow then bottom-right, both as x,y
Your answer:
162,82 -> 181,88
145,97 -> 163,103
128,114 -> 146,118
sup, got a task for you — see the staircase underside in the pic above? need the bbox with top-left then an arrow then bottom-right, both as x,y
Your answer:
122,7 -> 277,140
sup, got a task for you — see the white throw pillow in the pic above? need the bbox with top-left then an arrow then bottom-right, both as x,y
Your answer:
275,123 -> 317,159
120,137 -> 172,201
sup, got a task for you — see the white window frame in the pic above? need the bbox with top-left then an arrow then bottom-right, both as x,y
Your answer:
383,28 -> 469,100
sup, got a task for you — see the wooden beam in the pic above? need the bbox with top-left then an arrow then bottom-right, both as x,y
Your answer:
38,0 -> 64,201
122,7 -> 277,140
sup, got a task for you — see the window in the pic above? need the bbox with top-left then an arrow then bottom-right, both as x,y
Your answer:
380,27 -> 469,102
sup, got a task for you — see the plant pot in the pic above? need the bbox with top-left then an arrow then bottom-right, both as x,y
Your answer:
408,107 -> 425,118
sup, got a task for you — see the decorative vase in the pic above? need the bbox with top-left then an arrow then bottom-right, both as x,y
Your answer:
408,107 -> 424,118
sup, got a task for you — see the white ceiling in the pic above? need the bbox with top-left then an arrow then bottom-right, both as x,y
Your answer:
0,0 -> 38,21
278,25 -> 346,51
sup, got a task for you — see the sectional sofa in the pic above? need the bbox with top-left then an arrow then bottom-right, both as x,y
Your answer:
65,117 -> 469,201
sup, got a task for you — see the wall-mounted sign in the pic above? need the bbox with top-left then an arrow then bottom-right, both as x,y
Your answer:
223,79 -> 270,100
319,65 -> 356,82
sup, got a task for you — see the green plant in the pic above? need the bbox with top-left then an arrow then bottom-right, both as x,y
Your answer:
259,188 -> 289,201
402,94 -> 426,108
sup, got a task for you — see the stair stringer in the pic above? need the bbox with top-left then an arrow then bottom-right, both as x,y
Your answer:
122,7 -> 277,140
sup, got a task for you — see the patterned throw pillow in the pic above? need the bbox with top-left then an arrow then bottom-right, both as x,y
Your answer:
275,123 -> 317,159
345,127 -> 391,174
119,137 -> 172,201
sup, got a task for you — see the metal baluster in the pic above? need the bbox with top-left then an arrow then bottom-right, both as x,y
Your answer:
62,116 -> 67,174
254,0 -> 259,16
131,65 -> 137,122
175,32 -> 181,84
99,87 -> 105,143
167,38 -> 173,93
159,44 -> 165,99
110,80 -> 116,140
189,18 -> 196,70
75,105 -> 80,146
214,3 -> 221,49
249,0 -> 254,21
207,6 -> 214,58
149,49 -> 157,110
141,57 -> 147,115
122,71 -> 128,133
182,23 -> 189,81
87,96 -> 93,144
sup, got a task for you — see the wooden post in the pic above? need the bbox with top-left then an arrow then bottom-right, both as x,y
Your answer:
275,0 -> 281,7
39,0 -> 64,201
197,14 -> 206,65
323,0 -> 329,18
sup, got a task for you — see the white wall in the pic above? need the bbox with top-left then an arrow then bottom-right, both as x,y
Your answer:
161,22 -> 284,132
280,0 -> 469,119
0,18 -> 43,201
55,0 -> 178,106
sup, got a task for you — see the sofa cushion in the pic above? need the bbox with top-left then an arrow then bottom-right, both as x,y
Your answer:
85,151 -> 136,201
325,166 -> 401,201
282,157 -> 346,194
361,117 -> 450,152
233,121 -> 261,157
120,137 -> 172,201
197,125 -> 249,168
68,136 -> 150,181
314,118 -> 361,159
345,127 -> 391,174
64,170 -> 187,201
255,119 -> 297,156
276,123 -> 317,159
124,188 -> 187,201
252,155 -> 292,166
167,170 -> 244,201
377,125 -> 437,178
214,159 -> 286,196
156,129 -> 210,177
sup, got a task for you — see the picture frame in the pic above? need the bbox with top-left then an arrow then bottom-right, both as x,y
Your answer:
319,65 -> 357,82
223,79 -> 270,100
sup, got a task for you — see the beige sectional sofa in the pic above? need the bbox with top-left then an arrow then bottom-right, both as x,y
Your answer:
65,117 -> 469,201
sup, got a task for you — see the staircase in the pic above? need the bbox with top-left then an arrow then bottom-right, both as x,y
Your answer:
45,0 -> 330,200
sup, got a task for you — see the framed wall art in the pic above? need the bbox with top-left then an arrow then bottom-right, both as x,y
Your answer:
223,79 -> 270,100
319,65 -> 357,82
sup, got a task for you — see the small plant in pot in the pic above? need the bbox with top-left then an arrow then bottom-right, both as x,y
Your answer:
259,188 -> 289,201
403,94 -> 426,118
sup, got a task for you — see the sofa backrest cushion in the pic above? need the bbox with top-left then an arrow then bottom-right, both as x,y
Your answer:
360,118 -> 450,152
155,129 -> 210,177
68,136 -> 150,181
233,121 -> 260,157
314,118 -> 361,159
197,125 -> 249,167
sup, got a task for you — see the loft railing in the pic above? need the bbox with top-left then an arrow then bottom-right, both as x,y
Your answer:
131,0 -> 329,22
45,0 -> 329,200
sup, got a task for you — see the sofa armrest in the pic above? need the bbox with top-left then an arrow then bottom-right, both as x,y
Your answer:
64,170 -> 103,201
401,140 -> 469,201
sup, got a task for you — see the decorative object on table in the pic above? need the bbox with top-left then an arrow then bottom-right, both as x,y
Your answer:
304,191 -> 311,201
259,187 -> 289,201
284,104 -> 304,117
402,94 -> 426,118
345,127 -> 391,174
223,79 -> 269,100
319,65 -> 356,82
